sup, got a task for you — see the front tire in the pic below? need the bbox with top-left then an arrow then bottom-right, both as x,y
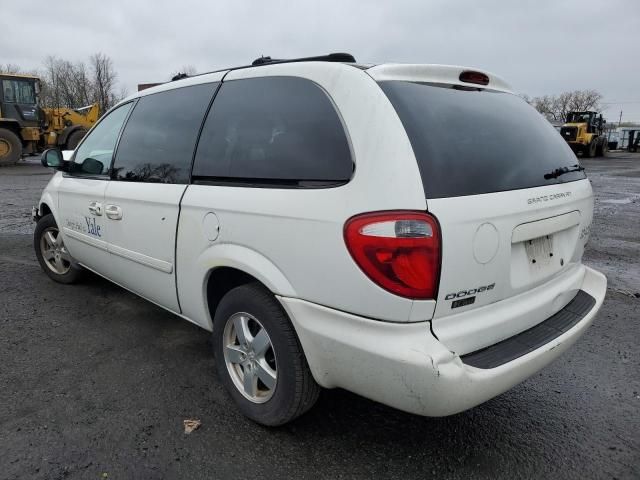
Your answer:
34,213 -> 83,284
212,283 -> 320,426
65,129 -> 87,150
0,128 -> 22,166
584,140 -> 596,158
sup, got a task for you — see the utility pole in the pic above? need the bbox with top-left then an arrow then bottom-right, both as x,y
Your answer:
618,110 -> 623,126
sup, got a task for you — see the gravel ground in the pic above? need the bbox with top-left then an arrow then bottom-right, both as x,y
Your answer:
0,154 -> 638,479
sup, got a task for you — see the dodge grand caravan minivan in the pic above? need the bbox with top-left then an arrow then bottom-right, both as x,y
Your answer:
34,53 -> 607,425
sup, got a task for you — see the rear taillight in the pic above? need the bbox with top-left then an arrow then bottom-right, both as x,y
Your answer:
344,211 -> 441,300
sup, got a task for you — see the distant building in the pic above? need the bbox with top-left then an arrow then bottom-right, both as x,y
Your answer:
137,83 -> 163,92
615,127 -> 640,149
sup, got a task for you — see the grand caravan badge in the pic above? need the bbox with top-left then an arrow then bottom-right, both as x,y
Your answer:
527,191 -> 572,205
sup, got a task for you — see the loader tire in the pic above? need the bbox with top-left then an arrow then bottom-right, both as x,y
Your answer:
0,128 -> 22,166
596,139 -> 607,157
65,129 -> 87,151
584,140 -> 596,158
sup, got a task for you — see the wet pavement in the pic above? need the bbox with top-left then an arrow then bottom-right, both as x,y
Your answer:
0,153 -> 638,479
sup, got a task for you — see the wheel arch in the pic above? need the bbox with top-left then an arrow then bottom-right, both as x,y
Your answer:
0,120 -> 22,137
38,191 -> 58,224
205,267 -> 264,329
189,244 -> 297,331
39,202 -> 52,217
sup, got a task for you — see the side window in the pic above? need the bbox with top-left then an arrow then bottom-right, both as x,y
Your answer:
192,77 -> 353,185
71,102 -> 133,176
111,83 -> 218,184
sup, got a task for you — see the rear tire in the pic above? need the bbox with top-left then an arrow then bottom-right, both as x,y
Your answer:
212,282 -> 320,426
599,140 -> 608,157
65,129 -> 87,150
0,128 -> 22,166
34,213 -> 83,284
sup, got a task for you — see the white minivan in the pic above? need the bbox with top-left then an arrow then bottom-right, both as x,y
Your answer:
34,53 -> 607,425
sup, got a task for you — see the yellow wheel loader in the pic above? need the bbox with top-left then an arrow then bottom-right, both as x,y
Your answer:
559,111 -> 608,158
0,73 -> 99,166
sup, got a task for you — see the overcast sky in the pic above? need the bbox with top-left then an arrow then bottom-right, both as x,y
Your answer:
4,0 -> 640,120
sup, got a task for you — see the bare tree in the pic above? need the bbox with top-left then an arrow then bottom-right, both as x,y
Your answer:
0,63 -> 23,74
566,90 -> 602,115
524,90 -> 603,122
40,57 -> 94,108
91,52 -> 119,113
2,55 -> 126,115
36,53 -> 126,112
40,56 -> 62,108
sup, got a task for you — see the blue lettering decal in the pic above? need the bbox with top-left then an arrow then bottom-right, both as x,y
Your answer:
84,216 -> 102,237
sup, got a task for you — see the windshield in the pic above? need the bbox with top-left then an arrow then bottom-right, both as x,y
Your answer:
2,79 -> 37,104
379,81 -> 587,198
567,112 -> 592,123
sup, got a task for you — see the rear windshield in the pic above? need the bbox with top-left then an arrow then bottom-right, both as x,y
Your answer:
379,81 -> 586,198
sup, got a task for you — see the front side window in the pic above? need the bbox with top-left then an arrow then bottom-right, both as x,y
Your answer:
71,102 -> 133,176
111,83 -> 218,184
2,79 -> 36,104
192,76 -> 353,186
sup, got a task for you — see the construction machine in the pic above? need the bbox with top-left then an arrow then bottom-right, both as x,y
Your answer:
0,73 -> 99,166
559,111 -> 608,157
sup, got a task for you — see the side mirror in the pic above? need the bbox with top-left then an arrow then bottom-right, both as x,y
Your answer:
79,157 -> 104,175
41,148 -> 63,168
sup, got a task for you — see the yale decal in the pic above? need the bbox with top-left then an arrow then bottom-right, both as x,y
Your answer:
65,217 -> 102,238
85,217 -> 102,237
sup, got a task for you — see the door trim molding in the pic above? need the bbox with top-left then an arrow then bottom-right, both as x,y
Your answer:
63,227 -> 173,274
109,243 -> 174,274
63,227 -> 108,251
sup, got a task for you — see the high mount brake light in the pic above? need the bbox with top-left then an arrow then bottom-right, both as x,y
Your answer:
459,70 -> 489,86
344,211 -> 441,300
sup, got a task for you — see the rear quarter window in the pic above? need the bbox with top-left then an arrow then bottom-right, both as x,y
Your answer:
379,81 -> 586,198
192,76 -> 353,186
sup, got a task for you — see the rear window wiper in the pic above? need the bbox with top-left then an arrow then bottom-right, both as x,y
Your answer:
544,164 -> 585,180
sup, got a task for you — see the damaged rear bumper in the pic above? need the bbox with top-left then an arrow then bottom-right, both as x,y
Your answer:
278,266 -> 607,417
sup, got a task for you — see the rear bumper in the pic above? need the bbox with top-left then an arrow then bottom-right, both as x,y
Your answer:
278,266 -> 606,416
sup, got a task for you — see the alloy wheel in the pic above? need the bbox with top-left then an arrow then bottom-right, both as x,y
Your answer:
223,312 -> 278,403
40,227 -> 71,275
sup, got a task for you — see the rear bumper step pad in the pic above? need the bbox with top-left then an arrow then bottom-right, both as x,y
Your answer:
461,290 -> 596,369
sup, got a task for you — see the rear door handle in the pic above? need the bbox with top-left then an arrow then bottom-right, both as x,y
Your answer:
105,204 -> 123,220
88,201 -> 102,216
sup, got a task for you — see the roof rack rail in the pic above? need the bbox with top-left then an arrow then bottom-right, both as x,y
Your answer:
251,53 -> 356,66
171,73 -> 189,81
